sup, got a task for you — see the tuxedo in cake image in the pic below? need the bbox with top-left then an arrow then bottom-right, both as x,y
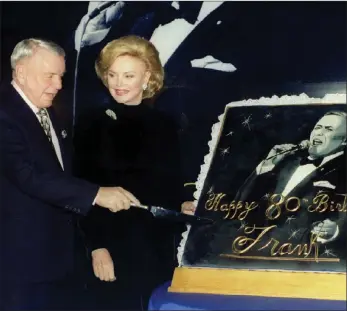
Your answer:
232,109 -> 346,260
181,98 -> 346,271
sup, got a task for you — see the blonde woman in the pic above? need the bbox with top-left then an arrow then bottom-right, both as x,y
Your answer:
74,35 -> 194,310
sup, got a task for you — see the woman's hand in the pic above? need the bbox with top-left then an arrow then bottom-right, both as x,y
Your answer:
91,248 -> 116,282
181,201 -> 196,215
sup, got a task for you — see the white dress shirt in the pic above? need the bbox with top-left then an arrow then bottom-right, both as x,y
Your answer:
281,151 -> 343,197
11,81 -> 64,170
150,1 -> 223,66
256,151 -> 343,197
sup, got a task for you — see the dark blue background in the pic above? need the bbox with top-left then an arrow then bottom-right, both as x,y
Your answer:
2,1 -> 346,194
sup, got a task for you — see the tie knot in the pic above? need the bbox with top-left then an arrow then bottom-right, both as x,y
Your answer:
37,108 -> 48,118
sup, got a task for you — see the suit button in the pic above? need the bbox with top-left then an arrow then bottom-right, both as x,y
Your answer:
65,205 -> 70,209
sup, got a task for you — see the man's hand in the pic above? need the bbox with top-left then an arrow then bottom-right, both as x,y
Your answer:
95,187 -> 140,212
257,143 -> 296,174
264,143 -> 297,166
181,201 -> 196,215
91,248 -> 116,282
311,219 -> 339,243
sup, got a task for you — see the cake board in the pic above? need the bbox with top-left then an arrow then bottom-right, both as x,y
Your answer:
170,93 -> 347,301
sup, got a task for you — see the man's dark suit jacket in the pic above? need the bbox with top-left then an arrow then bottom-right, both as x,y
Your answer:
0,85 -> 99,285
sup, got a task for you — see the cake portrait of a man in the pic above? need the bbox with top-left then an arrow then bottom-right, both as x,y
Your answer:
181,96 -> 346,273
233,110 -> 346,258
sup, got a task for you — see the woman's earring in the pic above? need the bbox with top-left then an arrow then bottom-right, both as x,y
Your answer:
142,84 -> 147,91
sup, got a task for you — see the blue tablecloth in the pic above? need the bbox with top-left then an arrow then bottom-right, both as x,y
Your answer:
148,281 -> 346,310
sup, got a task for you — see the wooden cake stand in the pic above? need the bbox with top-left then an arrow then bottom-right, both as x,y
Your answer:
169,266 -> 346,300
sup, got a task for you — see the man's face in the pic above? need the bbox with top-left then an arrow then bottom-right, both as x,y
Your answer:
16,48 -> 65,108
309,114 -> 346,158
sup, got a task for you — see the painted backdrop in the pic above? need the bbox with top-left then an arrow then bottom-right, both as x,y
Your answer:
1,1 -> 346,200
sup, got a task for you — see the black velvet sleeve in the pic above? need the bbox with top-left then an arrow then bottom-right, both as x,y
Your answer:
138,110 -> 185,211
73,108 -> 112,251
77,206 -> 115,252
73,105 -> 187,252
73,109 -> 104,183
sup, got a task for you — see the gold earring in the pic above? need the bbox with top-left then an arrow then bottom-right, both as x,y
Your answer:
142,84 -> 147,91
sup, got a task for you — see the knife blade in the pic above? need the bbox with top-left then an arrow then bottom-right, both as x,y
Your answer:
130,203 -> 214,225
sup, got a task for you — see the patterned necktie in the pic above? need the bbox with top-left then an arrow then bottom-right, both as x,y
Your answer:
37,108 -> 52,142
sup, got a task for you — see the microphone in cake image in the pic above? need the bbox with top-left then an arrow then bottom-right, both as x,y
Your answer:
256,139 -> 310,176
264,139 -> 310,160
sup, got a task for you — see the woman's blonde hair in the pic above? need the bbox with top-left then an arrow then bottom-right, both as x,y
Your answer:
95,35 -> 164,99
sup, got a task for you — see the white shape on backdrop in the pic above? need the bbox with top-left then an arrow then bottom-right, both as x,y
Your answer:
74,1 -> 125,52
190,55 -> 237,72
150,1 -> 224,66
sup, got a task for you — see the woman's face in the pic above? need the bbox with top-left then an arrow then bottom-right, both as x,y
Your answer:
106,55 -> 150,105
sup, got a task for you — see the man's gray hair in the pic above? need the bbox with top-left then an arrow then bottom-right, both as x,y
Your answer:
10,38 -> 65,70
324,110 -> 347,118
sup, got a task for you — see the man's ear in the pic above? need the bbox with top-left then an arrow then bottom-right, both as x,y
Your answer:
15,64 -> 26,85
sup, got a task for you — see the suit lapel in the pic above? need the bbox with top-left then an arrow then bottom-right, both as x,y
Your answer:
281,155 -> 343,198
8,86 -> 64,170
272,155 -> 320,197
273,157 -> 302,195
285,167 -> 318,198
47,108 -> 69,171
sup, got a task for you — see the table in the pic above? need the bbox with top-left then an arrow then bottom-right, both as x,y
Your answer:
148,281 -> 346,310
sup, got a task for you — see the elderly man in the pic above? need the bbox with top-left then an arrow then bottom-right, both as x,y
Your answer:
0,38 -> 139,310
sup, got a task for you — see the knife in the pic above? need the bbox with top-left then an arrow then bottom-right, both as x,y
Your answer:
130,203 -> 214,225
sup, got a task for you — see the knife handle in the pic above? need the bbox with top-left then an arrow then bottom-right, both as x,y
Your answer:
130,203 -> 150,210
